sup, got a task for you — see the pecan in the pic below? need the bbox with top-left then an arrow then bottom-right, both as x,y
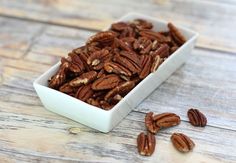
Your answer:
67,53 -> 85,73
104,81 -> 135,101
133,37 -> 152,55
140,30 -> 168,43
75,84 -> 93,101
139,55 -> 152,79
119,26 -> 135,38
113,51 -> 141,74
168,22 -> 186,45
111,22 -> 129,31
100,100 -> 114,110
187,108 -> 207,127
170,46 -> 179,54
150,55 -> 163,73
145,112 -> 160,134
104,62 -> 132,76
59,83 -> 75,94
87,31 -> 116,45
137,132 -> 156,156
153,112 -> 181,128
69,71 -> 97,87
171,133 -> 195,153
48,61 -> 69,89
132,19 -> 153,30
87,49 -> 110,66
114,37 -> 133,51
91,74 -> 121,90
86,98 -> 100,107
150,44 -> 169,58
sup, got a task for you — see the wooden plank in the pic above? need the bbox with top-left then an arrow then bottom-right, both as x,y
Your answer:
0,16 -> 44,59
0,0 -> 236,53
0,106 -> 235,162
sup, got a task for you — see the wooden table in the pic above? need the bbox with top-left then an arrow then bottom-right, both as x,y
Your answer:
0,0 -> 235,162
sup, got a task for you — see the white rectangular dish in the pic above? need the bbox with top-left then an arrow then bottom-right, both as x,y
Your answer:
33,13 -> 198,133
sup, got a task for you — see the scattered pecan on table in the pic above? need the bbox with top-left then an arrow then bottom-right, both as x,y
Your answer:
187,108 -> 207,127
48,19 -> 186,110
137,132 -> 156,156
171,133 -> 195,153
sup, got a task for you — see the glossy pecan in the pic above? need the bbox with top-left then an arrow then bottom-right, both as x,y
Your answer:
168,22 -> 186,45
111,22 -> 129,31
137,132 -> 156,156
87,49 -> 110,66
86,98 -> 100,107
171,133 -> 195,153
145,112 -> 160,134
187,108 -> 207,127
114,37 -> 133,51
48,61 -> 69,89
104,62 -> 132,76
139,55 -> 152,79
132,19 -> 153,30
113,51 -> 141,74
153,112 -> 181,128
150,44 -> 169,58
104,81 -> 135,101
140,30 -> 168,43
67,52 -> 85,73
133,37 -> 152,55
87,31 -> 116,45
91,74 -> 121,90
69,71 -> 97,87
99,100 -> 114,110
75,84 -> 93,101
59,83 -> 75,94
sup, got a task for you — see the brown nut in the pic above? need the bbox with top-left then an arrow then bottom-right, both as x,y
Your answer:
69,71 -> 97,87
187,108 -> 207,127
171,133 -> 195,153
75,84 -> 93,102
104,62 -> 132,76
91,74 -> 121,90
153,112 -> 181,128
137,132 -> 156,156
145,112 -> 160,134
139,55 -> 152,79
168,22 -> 186,45
87,31 -> 116,45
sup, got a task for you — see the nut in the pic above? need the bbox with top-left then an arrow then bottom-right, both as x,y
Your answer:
87,31 -> 116,45
171,133 -> 195,153
153,112 -> 181,128
69,71 -> 97,87
75,84 -> 93,101
187,108 -> 207,127
91,74 -> 121,90
139,55 -> 152,79
145,112 -> 160,134
137,132 -> 156,156
104,62 -> 132,76
168,22 -> 186,45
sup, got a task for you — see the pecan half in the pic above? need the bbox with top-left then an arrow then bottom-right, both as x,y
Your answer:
132,19 -> 153,30
48,61 -> 69,89
133,37 -> 152,55
104,81 -> 135,101
75,84 -> 93,101
187,108 -> 207,127
67,53 -> 85,73
87,31 -> 116,45
151,44 -> 169,58
139,55 -> 152,79
69,71 -> 97,87
140,30 -> 168,42
168,22 -> 186,45
111,22 -> 129,31
145,112 -> 160,134
137,132 -> 156,156
104,62 -> 132,76
171,133 -> 195,153
59,83 -> 75,94
87,49 -> 110,66
153,112 -> 181,128
113,51 -> 141,74
91,74 -> 121,90
99,100 -> 114,110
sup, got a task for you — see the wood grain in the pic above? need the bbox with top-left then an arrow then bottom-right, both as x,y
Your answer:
0,0 -> 236,53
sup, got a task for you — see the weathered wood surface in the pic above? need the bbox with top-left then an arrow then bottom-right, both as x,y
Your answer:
0,1 -> 236,162
0,0 -> 236,53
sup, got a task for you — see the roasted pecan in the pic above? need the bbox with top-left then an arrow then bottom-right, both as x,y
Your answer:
104,81 -> 135,101
114,37 -> 133,51
48,61 -> 69,89
137,132 -> 156,156
87,31 -> 116,45
87,49 -> 110,66
86,98 -> 100,107
75,84 -> 93,101
140,30 -> 168,43
153,112 -> 181,128
119,26 -> 135,38
171,133 -> 195,153
100,100 -> 114,110
170,46 -> 179,54
187,108 -> 207,127
145,112 -> 160,134
139,55 -> 152,79
150,55 -> 163,73
150,44 -> 169,58
59,83 -> 75,94
168,22 -> 186,46
67,52 -> 85,73
111,22 -> 129,31
113,51 -> 141,74
132,19 -> 153,30
133,37 -> 152,55
104,62 -> 132,76
91,74 -> 121,90
69,71 -> 97,87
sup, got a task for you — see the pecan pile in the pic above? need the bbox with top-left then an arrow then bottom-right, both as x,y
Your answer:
48,19 -> 186,110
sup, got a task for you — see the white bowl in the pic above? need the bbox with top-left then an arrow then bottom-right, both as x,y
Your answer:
33,13 -> 198,133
